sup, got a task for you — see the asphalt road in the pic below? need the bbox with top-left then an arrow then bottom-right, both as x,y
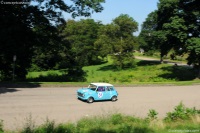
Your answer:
0,85 -> 200,130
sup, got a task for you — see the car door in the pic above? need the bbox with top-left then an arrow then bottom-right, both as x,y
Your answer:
95,86 -> 106,100
105,86 -> 112,99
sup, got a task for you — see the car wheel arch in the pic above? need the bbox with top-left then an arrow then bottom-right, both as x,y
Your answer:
87,97 -> 94,103
111,95 -> 117,102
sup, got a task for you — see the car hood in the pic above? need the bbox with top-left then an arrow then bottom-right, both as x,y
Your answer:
77,88 -> 93,93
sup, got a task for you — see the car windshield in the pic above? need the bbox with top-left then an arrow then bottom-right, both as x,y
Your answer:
88,84 -> 97,91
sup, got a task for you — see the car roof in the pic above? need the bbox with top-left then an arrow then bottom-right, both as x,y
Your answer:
90,83 -> 113,86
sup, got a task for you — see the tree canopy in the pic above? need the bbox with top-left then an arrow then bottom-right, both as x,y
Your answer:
0,0 -> 105,81
140,0 -> 200,78
95,14 -> 138,69
62,19 -> 101,66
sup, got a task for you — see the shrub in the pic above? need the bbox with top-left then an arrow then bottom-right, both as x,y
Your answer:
165,102 -> 200,122
0,120 -> 3,133
111,114 -> 123,125
21,115 -> 35,133
147,109 -> 158,120
7,103 -> 200,133
34,119 -> 55,133
54,123 -> 76,133
76,116 -> 110,133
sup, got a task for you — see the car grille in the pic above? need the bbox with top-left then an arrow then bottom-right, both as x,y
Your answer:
78,92 -> 84,97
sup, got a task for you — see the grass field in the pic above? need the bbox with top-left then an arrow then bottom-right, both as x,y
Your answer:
26,55 -> 199,85
83,59 -> 193,83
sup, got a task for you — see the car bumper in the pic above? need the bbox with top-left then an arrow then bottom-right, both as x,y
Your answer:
77,92 -> 88,100
77,95 -> 88,100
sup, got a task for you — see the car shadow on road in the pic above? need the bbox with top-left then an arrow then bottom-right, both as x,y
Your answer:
77,98 -> 118,104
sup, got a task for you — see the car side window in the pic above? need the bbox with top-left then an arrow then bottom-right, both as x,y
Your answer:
109,87 -> 114,91
97,86 -> 105,92
106,86 -> 110,91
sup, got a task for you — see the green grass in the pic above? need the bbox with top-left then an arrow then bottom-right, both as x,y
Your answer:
25,55 -> 200,86
2,103 -> 200,133
83,57 -> 197,83
3,115 -> 200,133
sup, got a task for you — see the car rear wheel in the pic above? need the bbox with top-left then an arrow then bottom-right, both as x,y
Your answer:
111,96 -> 117,102
87,97 -> 94,103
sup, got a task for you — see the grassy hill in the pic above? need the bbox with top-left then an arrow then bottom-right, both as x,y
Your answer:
26,55 -> 200,86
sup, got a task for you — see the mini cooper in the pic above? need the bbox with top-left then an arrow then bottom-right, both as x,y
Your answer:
77,83 -> 118,103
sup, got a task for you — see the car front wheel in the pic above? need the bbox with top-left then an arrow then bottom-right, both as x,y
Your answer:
87,97 -> 94,103
111,96 -> 117,102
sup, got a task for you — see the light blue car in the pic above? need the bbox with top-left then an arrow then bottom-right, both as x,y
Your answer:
77,83 -> 118,103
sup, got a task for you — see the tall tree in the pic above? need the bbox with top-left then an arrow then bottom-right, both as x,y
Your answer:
180,0 -> 200,78
95,14 -> 138,69
62,19 -> 101,66
147,0 -> 200,78
0,0 -> 105,81
139,11 -> 159,53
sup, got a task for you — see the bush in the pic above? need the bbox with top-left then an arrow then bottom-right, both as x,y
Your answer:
147,109 -> 158,120
54,123 -> 76,133
21,115 -> 35,133
35,119 -> 55,133
111,114 -> 123,125
0,120 -> 3,133
6,103 -> 200,133
165,102 -> 200,122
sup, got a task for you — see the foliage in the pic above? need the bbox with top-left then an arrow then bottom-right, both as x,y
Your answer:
112,52 -> 136,70
147,109 -> 159,120
27,56 -> 198,83
165,102 -> 200,122
62,19 -> 101,66
27,68 -> 86,82
0,120 -> 3,133
1,103 -> 200,133
113,14 -> 138,36
21,114 -> 36,133
0,0 -> 105,81
139,11 -> 158,52
186,38 -> 200,78
95,23 -> 120,57
0,2 -> 37,80
34,119 -> 55,133
140,0 -> 200,78
95,14 -> 138,69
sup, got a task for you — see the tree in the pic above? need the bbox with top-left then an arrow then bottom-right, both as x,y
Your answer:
95,24 -> 120,57
0,0 -> 105,81
113,14 -> 138,38
146,0 -> 200,78
157,0 -> 200,71
111,14 -> 138,69
62,19 -> 101,66
139,11 -> 159,53
180,0 -> 200,78
95,14 -> 138,69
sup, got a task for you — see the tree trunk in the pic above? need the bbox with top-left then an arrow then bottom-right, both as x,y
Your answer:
198,60 -> 200,79
198,68 -> 200,79
160,56 -> 164,64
